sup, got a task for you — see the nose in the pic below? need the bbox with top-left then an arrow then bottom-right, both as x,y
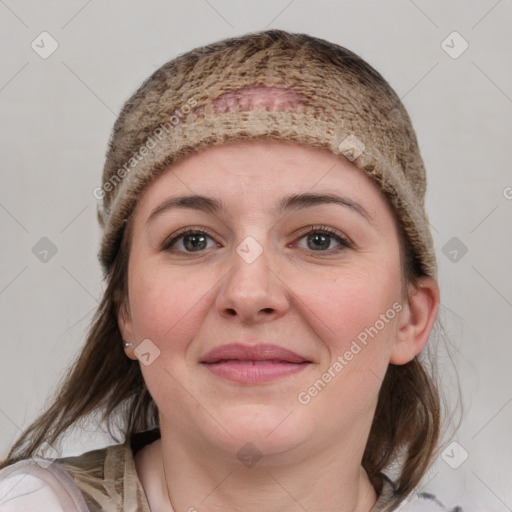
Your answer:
215,237 -> 289,324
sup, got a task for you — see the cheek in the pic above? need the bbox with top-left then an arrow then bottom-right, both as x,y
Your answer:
296,265 -> 402,421
128,262 -> 217,350
302,261 -> 402,360
127,264 -> 216,407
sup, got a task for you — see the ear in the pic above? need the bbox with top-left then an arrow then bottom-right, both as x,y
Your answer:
389,276 -> 440,365
117,295 -> 138,360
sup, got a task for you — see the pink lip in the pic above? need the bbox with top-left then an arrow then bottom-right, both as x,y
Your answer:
200,343 -> 312,383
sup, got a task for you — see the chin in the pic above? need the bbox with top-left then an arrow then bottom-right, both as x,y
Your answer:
206,404 -> 310,456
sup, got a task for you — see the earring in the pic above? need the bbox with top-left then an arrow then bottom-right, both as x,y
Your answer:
124,341 -> 134,348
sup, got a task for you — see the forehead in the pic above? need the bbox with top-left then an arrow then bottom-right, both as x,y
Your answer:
134,139 -> 387,215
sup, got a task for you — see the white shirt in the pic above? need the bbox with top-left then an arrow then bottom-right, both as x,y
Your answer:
0,458 -> 470,512
0,459 -> 89,512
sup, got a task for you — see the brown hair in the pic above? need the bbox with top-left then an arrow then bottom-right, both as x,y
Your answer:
0,204 -> 462,509
1,29 -> 463,510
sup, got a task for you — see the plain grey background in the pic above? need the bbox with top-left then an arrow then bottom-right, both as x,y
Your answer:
0,1 -> 511,511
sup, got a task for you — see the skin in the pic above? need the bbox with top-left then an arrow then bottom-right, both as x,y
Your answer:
118,140 -> 439,512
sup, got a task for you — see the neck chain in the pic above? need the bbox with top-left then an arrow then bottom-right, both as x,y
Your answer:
161,444 -> 176,511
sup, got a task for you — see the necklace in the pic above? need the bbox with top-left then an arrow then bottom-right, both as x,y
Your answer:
161,444 -> 176,511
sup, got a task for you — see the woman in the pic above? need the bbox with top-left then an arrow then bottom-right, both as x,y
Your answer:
0,29 -> 462,511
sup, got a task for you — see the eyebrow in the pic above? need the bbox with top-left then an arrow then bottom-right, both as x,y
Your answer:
146,192 -> 373,226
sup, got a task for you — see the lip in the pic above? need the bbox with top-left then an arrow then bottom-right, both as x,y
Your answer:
200,343 -> 312,383
200,343 -> 310,364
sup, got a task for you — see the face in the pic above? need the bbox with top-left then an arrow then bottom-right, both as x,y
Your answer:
118,140 -> 422,461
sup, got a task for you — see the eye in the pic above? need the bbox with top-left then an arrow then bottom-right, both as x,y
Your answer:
161,225 -> 352,255
162,227 -> 219,253
294,225 -> 351,253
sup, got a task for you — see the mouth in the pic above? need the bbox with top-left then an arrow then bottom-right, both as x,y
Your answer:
206,359 -> 309,364
200,343 -> 312,383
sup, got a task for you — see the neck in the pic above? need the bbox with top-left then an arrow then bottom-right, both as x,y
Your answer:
153,420 -> 378,512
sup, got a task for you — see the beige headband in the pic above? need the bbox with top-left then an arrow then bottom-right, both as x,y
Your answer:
96,29 -> 437,281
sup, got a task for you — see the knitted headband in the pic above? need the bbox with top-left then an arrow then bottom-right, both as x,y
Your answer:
96,29 -> 437,280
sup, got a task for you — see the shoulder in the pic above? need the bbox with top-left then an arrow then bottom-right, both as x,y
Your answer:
396,489 -> 465,511
55,434 -> 153,512
0,458 -> 90,512
399,492 -> 465,511
0,430 -> 157,512
377,474 -> 465,511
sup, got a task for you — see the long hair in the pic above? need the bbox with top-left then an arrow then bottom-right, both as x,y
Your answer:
0,208 -> 462,509
1,29 -> 463,511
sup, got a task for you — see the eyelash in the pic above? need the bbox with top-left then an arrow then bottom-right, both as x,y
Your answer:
161,225 -> 352,254
294,225 -> 352,253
